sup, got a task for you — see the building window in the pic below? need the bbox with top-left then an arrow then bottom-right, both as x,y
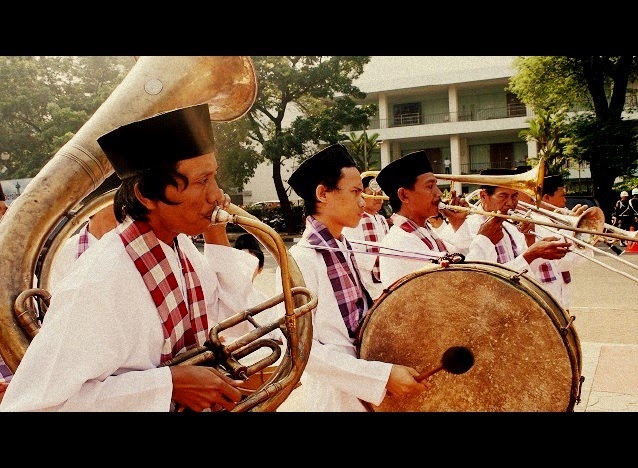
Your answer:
507,92 -> 526,117
393,102 -> 421,126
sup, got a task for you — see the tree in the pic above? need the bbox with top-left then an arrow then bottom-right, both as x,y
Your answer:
0,56 -> 133,179
344,131 -> 381,171
245,56 -> 377,232
508,56 -> 638,219
518,107 -> 571,177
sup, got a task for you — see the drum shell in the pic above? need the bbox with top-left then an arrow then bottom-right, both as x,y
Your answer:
357,261 -> 582,412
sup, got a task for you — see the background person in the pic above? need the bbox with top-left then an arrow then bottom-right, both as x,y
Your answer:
275,143 -> 428,412
0,104 -> 262,412
612,190 -> 632,234
628,188 -> 638,232
229,233 -> 283,342
341,174 -> 390,301
47,203 -> 119,293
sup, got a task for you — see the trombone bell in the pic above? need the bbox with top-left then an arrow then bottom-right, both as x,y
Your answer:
436,159 -> 546,207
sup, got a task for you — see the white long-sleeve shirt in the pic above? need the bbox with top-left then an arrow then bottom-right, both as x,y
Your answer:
274,237 -> 392,412
0,230 -> 259,412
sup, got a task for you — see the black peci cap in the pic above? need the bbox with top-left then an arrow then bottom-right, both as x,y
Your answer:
542,174 -> 565,196
287,143 -> 356,200
376,150 -> 433,198
97,104 -> 215,179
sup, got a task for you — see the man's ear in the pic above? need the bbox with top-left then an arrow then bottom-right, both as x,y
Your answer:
133,183 -> 156,210
397,187 -> 408,203
316,184 -> 329,203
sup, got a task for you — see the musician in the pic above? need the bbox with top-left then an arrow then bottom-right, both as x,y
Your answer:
342,174 -> 390,300
530,174 -> 593,311
274,143 -> 428,412
0,104 -> 261,412
457,169 -> 572,285
48,204 -> 119,294
374,150 -> 470,288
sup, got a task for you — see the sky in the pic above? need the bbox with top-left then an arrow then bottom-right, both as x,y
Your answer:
356,56 -> 517,85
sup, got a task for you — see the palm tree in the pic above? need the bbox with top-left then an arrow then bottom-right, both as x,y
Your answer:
344,131 -> 382,171
519,107 -> 570,176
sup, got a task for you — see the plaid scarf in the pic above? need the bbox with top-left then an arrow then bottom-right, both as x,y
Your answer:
361,213 -> 385,283
561,271 -> 572,284
76,224 -> 90,258
392,213 -> 447,252
117,216 -> 208,364
491,220 -> 557,284
303,216 -> 371,338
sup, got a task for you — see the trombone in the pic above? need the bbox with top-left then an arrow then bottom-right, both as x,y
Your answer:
511,202 -> 638,285
359,160 -> 546,206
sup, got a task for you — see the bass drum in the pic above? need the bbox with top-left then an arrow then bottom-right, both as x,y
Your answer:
357,261 -> 582,412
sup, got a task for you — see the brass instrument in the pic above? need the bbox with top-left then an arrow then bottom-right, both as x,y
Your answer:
360,160 -> 545,206
440,203 -> 637,245
0,56 -> 314,412
512,201 -> 638,285
360,170 -> 389,200
516,200 -> 606,246
438,162 -> 546,206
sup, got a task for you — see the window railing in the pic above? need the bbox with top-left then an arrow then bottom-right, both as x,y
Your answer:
348,105 -> 533,132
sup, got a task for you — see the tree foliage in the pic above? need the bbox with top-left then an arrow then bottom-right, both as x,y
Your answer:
508,56 -> 638,219
344,131 -> 382,171
0,56 -> 133,179
245,56 -> 376,232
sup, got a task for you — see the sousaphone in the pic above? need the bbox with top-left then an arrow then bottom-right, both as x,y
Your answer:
0,56 -> 313,412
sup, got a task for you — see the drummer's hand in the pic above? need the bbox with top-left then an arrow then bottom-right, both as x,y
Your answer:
385,364 -> 429,398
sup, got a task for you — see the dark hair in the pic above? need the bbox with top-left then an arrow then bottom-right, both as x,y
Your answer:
0,183 -> 5,202
362,176 -> 374,189
113,161 -> 187,223
234,233 -> 264,270
387,175 -> 418,212
302,163 -> 355,216
480,185 -> 497,196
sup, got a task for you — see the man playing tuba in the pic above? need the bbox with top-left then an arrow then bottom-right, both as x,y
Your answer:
0,104 -> 264,412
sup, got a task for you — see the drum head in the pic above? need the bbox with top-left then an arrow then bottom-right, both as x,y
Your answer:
358,262 -> 582,412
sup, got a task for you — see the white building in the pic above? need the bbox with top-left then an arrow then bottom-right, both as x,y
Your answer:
243,56 -> 633,203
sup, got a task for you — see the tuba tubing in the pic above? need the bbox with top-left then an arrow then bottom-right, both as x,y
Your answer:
0,57 -> 259,373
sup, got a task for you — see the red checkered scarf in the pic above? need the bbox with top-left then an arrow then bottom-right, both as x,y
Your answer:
303,216 -> 370,338
76,224 -> 90,258
117,216 -> 208,364
392,213 -> 447,252
361,213 -> 387,283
